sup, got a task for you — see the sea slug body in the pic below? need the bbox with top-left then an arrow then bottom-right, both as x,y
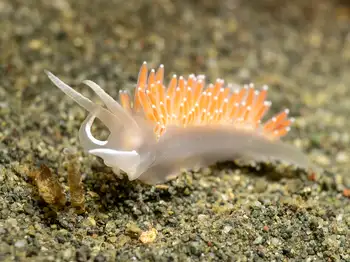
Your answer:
46,62 -> 312,185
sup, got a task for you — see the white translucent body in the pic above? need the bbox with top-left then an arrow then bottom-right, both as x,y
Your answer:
46,71 -> 314,185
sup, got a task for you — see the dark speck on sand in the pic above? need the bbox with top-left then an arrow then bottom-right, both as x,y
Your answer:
0,0 -> 349,261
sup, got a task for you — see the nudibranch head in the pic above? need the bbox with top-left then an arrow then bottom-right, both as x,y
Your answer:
46,62 -> 312,185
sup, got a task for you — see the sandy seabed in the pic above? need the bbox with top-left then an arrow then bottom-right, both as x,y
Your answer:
0,0 -> 349,261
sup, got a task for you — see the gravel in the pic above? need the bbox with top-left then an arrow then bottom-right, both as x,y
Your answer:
0,0 -> 349,261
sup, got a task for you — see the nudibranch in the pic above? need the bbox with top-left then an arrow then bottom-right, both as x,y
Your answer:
46,62 -> 312,185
